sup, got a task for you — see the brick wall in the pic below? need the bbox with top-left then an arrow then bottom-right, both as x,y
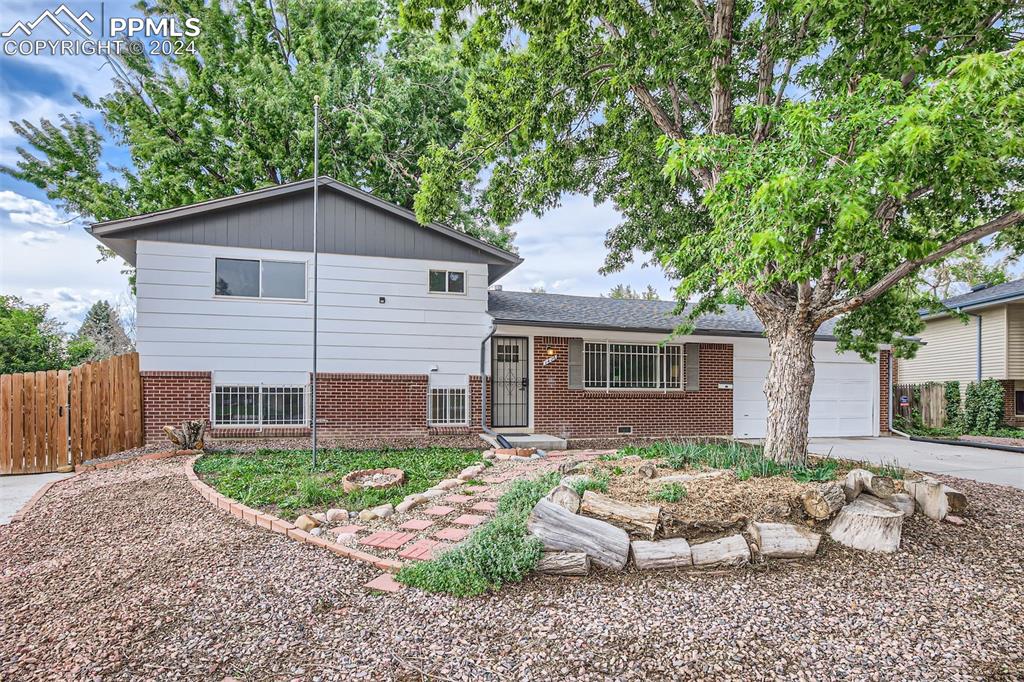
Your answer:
530,337 -> 734,439
879,349 -> 891,433
141,371 -> 212,443
142,371 -> 489,444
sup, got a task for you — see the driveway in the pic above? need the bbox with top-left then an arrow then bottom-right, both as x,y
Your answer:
0,472 -> 72,524
807,436 -> 1024,489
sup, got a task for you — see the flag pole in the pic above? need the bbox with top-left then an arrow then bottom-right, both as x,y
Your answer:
311,95 -> 320,470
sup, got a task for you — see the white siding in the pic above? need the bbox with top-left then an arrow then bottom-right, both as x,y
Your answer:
897,306 -> 1009,384
135,240 -> 490,387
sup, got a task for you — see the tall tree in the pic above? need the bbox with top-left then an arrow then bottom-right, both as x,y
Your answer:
608,284 -> 660,300
406,0 -> 1024,464
918,244 -> 1017,299
0,296 -> 93,374
3,0 -> 511,249
74,300 -> 135,361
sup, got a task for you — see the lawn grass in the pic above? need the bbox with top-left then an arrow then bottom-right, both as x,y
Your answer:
617,440 -> 840,482
194,447 -> 484,519
396,472 -> 560,596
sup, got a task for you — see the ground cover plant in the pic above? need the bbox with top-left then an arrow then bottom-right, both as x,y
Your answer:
617,440 -> 839,482
396,472 -> 560,596
194,447 -> 483,519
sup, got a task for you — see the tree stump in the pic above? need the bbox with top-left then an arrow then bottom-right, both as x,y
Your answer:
844,468 -> 895,501
527,498 -> 630,570
903,477 -> 964,520
887,492 -> 915,518
580,490 -> 661,539
631,538 -> 692,569
827,495 -> 903,553
536,551 -> 590,576
545,485 -> 582,514
164,420 -> 206,450
799,482 -> 846,520
748,522 -> 821,559
690,534 -> 750,568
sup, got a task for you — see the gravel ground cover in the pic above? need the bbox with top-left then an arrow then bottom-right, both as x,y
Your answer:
2,455 -> 1022,681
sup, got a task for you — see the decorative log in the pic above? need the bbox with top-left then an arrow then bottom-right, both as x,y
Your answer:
903,477 -> 954,520
580,491 -> 661,540
944,486 -> 968,514
631,538 -> 692,570
747,522 -> 821,559
690,534 -> 750,568
799,482 -> 846,520
844,468 -> 895,501
827,495 -> 903,553
545,485 -> 582,514
536,551 -> 590,576
887,492 -> 915,518
527,498 -> 630,570
165,420 -> 206,450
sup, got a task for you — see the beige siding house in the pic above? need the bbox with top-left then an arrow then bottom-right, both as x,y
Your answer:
896,278 -> 1024,426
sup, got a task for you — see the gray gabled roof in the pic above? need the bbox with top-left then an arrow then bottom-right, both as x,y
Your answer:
487,290 -> 840,339
935,277 -> 1024,312
88,176 -> 521,281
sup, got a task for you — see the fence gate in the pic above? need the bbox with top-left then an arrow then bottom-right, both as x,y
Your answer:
0,353 -> 142,475
892,382 -> 947,428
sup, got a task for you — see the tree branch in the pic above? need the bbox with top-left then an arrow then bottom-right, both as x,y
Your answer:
814,210 -> 1024,324
708,0 -> 737,136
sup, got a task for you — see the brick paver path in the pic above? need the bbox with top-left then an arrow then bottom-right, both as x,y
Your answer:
422,505 -> 456,516
433,527 -> 470,542
451,514 -> 487,527
398,539 -> 446,561
360,531 -> 417,550
398,519 -> 434,531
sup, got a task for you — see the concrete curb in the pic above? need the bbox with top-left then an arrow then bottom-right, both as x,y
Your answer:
183,455 -> 405,573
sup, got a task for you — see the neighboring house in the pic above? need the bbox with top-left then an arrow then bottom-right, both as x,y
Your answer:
896,278 -> 1024,427
90,177 -> 890,444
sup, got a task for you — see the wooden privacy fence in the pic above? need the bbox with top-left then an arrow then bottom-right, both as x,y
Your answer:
892,382 -> 946,428
0,353 -> 142,475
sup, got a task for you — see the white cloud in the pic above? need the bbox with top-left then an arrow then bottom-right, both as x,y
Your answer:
498,194 -> 675,299
0,190 -> 78,228
17,229 -> 64,245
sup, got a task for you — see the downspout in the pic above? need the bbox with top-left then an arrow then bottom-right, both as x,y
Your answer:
480,325 -> 497,436
889,350 -> 911,438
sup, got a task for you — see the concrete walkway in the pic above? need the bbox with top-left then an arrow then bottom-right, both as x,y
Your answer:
0,473 -> 72,525
807,436 -> 1024,489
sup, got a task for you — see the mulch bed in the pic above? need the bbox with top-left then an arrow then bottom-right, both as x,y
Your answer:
1,457 -> 1022,680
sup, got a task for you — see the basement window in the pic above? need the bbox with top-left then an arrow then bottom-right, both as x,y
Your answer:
212,385 -> 307,427
428,269 -> 466,294
584,342 -> 682,389
215,258 -> 306,300
428,388 -> 467,425
1016,390 -> 1024,416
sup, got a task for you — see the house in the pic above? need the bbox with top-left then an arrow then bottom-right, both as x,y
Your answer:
90,176 -> 891,445
896,278 -> 1024,427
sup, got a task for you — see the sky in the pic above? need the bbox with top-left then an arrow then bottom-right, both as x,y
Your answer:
0,1 -> 673,334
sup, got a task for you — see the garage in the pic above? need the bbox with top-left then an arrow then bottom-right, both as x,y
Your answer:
733,339 -> 879,439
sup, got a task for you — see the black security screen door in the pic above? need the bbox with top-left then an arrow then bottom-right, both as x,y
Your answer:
492,337 -> 529,428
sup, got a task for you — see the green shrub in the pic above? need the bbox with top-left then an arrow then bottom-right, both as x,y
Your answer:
565,472 -> 609,496
396,473 -> 560,596
623,440 -> 838,482
944,381 -> 961,427
651,482 -> 687,502
962,379 -> 1005,435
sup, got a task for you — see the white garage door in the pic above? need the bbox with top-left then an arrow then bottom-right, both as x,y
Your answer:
733,340 -> 878,439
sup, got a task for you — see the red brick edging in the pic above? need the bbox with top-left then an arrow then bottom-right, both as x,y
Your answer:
10,479 -> 62,523
183,456 -> 404,573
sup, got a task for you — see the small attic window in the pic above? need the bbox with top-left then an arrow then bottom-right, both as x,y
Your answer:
429,269 -> 465,294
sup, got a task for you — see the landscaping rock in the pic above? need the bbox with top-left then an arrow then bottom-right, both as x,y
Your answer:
545,485 -> 582,514
747,522 -> 821,559
358,504 -> 395,521
636,462 -> 657,479
311,512 -> 328,523
420,488 -> 449,500
294,515 -> 320,531
435,479 -> 463,490
631,538 -> 692,570
457,464 -> 485,480
310,527 -> 323,537
396,496 -> 426,513
945,514 -> 965,526
690,534 -> 750,568
325,508 -> 348,523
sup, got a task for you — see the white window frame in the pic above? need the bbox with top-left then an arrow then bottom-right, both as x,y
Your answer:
427,269 -> 467,296
428,387 -> 468,425
211,384 -> 309,428
583,341 -> 683,391
213,257 -> 308,302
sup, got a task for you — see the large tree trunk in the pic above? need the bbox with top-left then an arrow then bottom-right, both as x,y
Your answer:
762,326 -> 816,467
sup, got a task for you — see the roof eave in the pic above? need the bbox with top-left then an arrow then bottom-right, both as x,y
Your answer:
490,317 -> 841,342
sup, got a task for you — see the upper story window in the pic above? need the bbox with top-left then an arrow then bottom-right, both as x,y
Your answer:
215,258 -> 306,300
428,269 -> 465,294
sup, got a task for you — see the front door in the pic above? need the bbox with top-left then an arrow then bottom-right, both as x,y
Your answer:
492,337 -> 529,428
